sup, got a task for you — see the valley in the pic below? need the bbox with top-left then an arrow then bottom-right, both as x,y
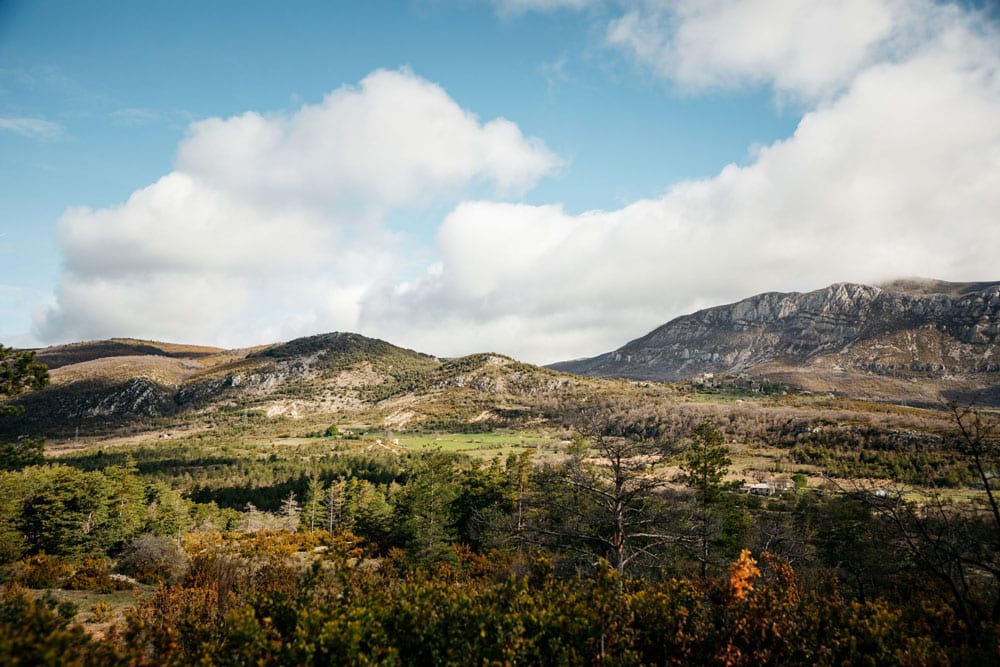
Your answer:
3,280 -> 1000,664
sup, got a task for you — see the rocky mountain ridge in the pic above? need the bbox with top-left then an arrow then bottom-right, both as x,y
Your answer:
6,279 -> 1000,439
548,279 -> 1000,405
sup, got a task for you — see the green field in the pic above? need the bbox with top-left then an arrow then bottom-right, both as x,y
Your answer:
395,430 -> 564,457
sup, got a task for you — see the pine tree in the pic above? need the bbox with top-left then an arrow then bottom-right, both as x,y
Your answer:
681,419 -> 733,579
325,479 -> 347,533
0,345 -> 49,470
301,475 -> 327,531
532,400 -> 678,577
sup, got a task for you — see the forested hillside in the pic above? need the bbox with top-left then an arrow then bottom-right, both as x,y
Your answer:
2,380 -> 999,663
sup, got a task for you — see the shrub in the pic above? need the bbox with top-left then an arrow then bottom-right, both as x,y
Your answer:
64,557 -> 128,593
15,553 -> 72,589
116,534 -> 186,584
0,585 -> 93,664
89,600 -> 112,623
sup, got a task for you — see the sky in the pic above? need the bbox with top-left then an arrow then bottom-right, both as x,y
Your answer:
1,0 -> 998,365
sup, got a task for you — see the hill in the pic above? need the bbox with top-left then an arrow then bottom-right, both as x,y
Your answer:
0,332 -> 593,439
549,279 -> 1000,406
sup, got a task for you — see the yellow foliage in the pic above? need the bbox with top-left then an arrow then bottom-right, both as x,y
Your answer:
728,548 -> 760,602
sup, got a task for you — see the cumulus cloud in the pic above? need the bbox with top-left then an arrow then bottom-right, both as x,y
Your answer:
35,69 -> 559,348
361,2 -> 1000,363
606,0 -> 949,101
35,5 -> 1000,367
0,285 -> 49,348
176,69 -> 558,213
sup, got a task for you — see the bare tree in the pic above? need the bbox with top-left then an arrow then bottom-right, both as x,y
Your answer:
530,399 -> 679,577
950,402 -> 1000,540
864,403 -> 1000,635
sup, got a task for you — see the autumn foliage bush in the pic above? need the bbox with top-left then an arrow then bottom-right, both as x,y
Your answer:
64,556 -> 129,593
14,553 -> 72,589
50,537 -> 978,666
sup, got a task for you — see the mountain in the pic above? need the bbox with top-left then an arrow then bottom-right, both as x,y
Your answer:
1,332 -> 585,439
7,278 -> 1000,441
548,279 -> 1000,406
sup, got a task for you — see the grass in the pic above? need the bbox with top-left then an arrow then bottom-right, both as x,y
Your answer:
396,430 -> 565,458
28,585 -> 154,638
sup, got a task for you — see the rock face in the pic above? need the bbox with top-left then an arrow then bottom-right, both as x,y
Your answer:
548,280 -> 1000,384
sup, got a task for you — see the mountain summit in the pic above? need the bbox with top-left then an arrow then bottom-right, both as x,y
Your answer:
548,280 -> 1000,405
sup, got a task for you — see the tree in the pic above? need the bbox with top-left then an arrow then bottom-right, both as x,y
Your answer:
680,419 -> 733,579
865,403 -> 1000,642
301,474 -> 327,532
532,400 -> 678,577
949,402 -> 1000,541
394,451 -> 459,563
451,451 -> 531,552
325,478 -> 348,533
143,479 -> 191,537
804,493 -> 901,604
0,345 -> 48,404
279,491 -> 301,532
18,465 -> 113,557
353,480 -> 393,547
0,345 -> 49,470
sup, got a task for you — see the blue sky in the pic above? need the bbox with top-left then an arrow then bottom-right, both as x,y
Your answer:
2,1 -> 998,363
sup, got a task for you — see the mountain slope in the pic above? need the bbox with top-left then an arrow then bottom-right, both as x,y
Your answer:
1,333 -> 587,438
549,280 -> 1000,405
35,338 -> 226,370
1,333 -> 438,435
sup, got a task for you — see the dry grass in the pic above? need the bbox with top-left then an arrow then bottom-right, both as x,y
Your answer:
27,585 -> 153,639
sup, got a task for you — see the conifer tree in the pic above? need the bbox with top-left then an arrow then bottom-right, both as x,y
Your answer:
301,475 -> 327,531
0,345 -> 49,470
681,419 -> 733,579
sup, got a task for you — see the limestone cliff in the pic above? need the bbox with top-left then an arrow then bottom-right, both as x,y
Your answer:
549,280 -> 1000,403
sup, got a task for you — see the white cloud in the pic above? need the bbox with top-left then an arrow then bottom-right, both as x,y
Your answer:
34,5 -> 1000,368
361,5 -> 1000,363
176,69 -> 559,213
0,115 -> 64,139
56,173 -> 337,278
36,69 -> 559,348
606,0 -> 954,101
494,0 -> 596,17
0,285 -> 49,348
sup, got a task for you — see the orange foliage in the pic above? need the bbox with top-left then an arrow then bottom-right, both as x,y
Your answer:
728,548 -> 760,603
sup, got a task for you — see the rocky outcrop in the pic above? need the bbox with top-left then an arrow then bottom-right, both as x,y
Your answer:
549,280 -> 1000,382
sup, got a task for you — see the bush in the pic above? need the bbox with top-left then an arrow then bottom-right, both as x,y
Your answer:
15,553 -> 72,589
116,535 -> 186,584
64,557 -> 129,593
0,585 -> 93,664
89,601 -> 112,623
